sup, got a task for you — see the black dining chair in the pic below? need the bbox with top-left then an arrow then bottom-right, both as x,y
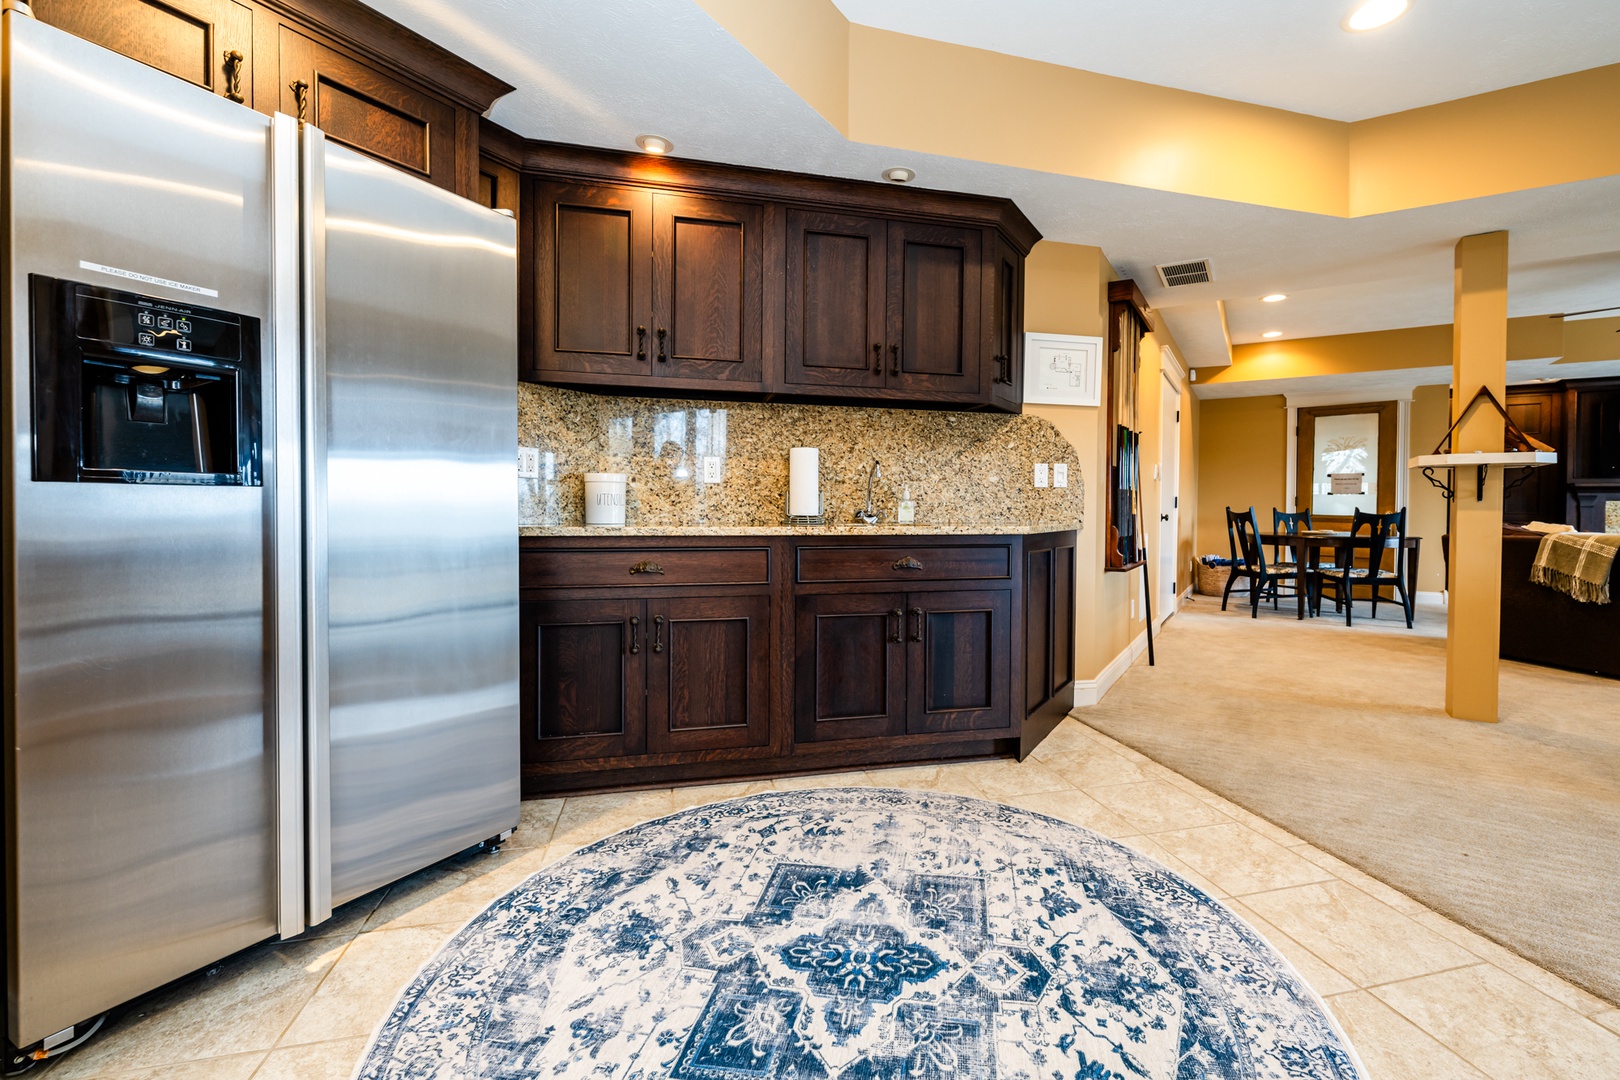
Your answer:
1271,509 -> 1311,577
1223,507 -> 1301,617
1313,508 -> 1412,627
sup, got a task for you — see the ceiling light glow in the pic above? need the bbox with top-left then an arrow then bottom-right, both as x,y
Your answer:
1261,293 -> 1288,303
882,167 -> 915,184
1343,0 -> 1409,32
1262,331 -> 1283,339
635,134 -> 673,155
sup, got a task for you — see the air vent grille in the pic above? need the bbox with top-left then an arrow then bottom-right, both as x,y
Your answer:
1155,259 -> 1213,287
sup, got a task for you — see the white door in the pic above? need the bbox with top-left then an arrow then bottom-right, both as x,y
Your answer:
1158,367 -> 1182,629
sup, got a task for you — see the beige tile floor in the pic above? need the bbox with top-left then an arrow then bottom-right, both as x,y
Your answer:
33,718 -> 1620,1080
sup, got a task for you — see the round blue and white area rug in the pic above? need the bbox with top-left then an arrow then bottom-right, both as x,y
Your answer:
356,789 -> 1364,1080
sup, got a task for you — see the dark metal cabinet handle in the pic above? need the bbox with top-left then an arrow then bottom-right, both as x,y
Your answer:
888,608 -> 903,643
223,50 -> 245,104
1160,513 -> 1170,522
652,615 -> 665,653
656,327 -> 667,362
872,343 -> 882,373
628,616 -> 640,654
892,556 -> 924,571
629,560 -> 665,575
637,326 -> 647,361
994,354 -> 1009,384
890,343 -> 900,376
289,79 -> 310,122
909,607 -> 924,642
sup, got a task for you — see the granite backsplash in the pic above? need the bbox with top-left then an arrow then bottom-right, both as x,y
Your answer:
518,383 -> 1085,530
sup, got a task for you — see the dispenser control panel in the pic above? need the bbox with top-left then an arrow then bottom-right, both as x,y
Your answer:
75,288 -> 243,363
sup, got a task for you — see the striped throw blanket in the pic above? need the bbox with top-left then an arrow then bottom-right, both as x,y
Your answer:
1531,532 -> 1620,604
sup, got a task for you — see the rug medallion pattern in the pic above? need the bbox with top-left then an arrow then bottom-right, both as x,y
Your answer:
357,789 -> 1363,1079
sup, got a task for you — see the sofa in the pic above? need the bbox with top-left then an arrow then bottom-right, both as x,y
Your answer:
1499,530 -> 1620,678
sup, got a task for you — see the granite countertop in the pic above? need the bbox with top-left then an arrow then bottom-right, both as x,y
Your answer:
519,522 -> 1078,537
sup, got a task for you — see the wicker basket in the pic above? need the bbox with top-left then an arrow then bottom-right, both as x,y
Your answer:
1194,561 -> 1231,597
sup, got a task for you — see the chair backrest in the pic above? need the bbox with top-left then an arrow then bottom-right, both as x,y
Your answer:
1273,509 -> 1311,561
1348,508 -> 1407,578
1226,506 -> 1267,573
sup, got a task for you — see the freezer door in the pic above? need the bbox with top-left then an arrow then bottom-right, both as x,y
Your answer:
2,16 -> 291,1047
302,129 -> 520,915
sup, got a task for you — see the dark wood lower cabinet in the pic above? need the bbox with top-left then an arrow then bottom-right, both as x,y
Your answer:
521,531 -> 1073,795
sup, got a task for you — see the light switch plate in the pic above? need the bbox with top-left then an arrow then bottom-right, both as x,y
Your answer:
1033,463 -> 1049,488
1053,463 -> 1068,488
702,456 -> 722,483
517,447 -> 540,479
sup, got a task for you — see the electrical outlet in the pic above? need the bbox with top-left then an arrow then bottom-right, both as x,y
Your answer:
1033,463 -> 1049,488
517,447 -> 540,479
702,456 -> 722,483
1053,463 -> 1068,488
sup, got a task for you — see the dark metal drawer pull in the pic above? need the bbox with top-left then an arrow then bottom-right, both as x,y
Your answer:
628,616 -> 640,654
652,615 -> 665,653
888,608 -> 903,643
656,327 -> 667,363
872,342 -> 882,373
892,557 -> 924,571
637,325 -> 647,361
909,607 -> 924,642
629,560 -> 665,575
890,342 -> 900,376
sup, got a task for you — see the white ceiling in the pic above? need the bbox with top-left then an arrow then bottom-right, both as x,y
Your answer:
365,0 -> 1620,384
829,0 -> 1620,122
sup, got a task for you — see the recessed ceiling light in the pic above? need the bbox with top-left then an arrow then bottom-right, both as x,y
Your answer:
1261,293 -> 1288,303
882,167 -> 915,184
1262,331 -> 1283,339
1342,0 -> 1410,32
635,134 -> 673,155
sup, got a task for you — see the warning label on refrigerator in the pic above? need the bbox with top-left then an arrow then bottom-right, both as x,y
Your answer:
79,261 -> 219,298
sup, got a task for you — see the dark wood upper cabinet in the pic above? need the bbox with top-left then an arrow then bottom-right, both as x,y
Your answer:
785,209 -> 887,390
36,0 -> 513,201
652,193 -> 764,385
33,0 -> 253,102
886,221 -> 981,397
497,137 -> 1039,410
534,183 -> 654,378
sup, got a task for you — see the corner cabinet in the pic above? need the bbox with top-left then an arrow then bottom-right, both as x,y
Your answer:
488,136 -> 1039,412
34,0 -> 513,201
519,531 -> 1074,795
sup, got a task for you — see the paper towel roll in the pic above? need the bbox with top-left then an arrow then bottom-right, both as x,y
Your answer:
789,448 -> 819,517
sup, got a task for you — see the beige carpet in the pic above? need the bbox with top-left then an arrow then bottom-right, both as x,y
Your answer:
1081,594 -> 1620,1006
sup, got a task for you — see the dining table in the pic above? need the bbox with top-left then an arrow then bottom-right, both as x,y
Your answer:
1258,529 -> 1423,621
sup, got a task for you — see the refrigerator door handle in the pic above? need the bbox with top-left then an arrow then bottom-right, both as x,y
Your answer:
300,122 -> 334,928
270,113 -> 307,940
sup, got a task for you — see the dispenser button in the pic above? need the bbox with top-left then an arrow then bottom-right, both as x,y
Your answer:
176,319 -> 192,334
176,339 -> 192,352
138,332 -> 156,347
137,311 -> 155,327
157,315 -> 173,330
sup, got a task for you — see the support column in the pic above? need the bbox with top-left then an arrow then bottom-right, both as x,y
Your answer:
1445,231 -> 1508,722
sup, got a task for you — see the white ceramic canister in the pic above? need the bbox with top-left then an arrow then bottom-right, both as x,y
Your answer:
583,472 -> 627,527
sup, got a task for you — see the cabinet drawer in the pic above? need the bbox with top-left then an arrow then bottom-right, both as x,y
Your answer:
796,544 -> 1011,584
523,546 -> 772,588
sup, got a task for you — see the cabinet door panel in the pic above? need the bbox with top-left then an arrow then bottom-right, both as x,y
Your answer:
784,210 -> 886,389
888,222 -> 981,394
653,194 -> 764,384
1025,547 -> 1052,715
648,595 -> 770,753
990,233 -> 1024,410
536,183 -> 653,376
1051,543 -> 1075,692
35,0 -> 251,101
279,28 -> 455,190
521,599 -> 645,763
907,589 -> 1011,734
794,592 -> 905,741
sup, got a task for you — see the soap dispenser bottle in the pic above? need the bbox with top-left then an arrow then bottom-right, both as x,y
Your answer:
897,486 -> 917,525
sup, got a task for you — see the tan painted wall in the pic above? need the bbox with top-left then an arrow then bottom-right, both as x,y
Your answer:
1194,396 -> 1289,558
1408,384 -> 1452,593
700,1 -> 1620,216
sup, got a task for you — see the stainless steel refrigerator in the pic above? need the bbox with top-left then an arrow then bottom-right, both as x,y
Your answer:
2,12 -> 520,1052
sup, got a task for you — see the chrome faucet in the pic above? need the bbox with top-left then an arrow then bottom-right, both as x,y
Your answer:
854,459 -> 881,524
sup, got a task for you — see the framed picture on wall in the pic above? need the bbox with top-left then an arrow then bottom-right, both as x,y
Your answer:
1023,332 -> 1103,406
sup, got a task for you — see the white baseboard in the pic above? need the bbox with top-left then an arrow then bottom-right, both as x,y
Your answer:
1072,629 -> 1150,708
1417,590 -> 1445,605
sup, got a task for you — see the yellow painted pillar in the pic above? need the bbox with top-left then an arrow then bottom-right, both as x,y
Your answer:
1445,232 -> 1508,722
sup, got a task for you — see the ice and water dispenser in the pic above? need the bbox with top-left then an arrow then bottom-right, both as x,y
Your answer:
30,276 -> 261,485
